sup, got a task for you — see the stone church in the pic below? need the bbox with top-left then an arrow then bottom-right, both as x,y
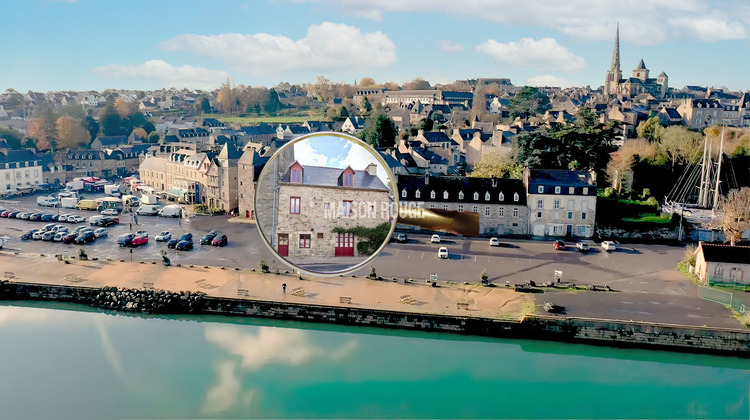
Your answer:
604,24 -> 668,99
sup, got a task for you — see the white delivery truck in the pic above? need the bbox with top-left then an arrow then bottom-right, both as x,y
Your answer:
104,185 -> 121,197
65,180 -> 84,192
60,197 -> 78,209
37,196 -> 59,207
140,194 -> 158,205
158,204 -> 182,218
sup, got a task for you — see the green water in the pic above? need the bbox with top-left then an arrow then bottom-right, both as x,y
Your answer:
0,302 -> 747,419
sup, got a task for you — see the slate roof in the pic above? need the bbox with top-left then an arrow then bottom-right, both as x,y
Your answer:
662,107 -> 682,119
398,175 -> 526,205
698,243 -> 750,265
241,124 -> 276,136
422,131 -> 454,145
218,140 -> 243,160
281,163 -> 387,191
97,135 -> 128,147
528,169 -> 597,195
0,149 -> 42,167
635,59 -> 646,70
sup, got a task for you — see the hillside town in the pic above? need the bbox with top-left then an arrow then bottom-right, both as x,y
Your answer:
1,28 -> 748,245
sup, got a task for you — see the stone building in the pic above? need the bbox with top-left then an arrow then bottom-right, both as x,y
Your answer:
604,25 -> 668,99
0,146 -> 44,194
258,160 -> 390,261
397,174 -> 528,236
204,141 -> 242,212
676,98 -> 724,129
524,169 -> 597,238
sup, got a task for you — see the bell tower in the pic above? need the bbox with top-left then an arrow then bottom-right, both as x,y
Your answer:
604,23 -> 622,97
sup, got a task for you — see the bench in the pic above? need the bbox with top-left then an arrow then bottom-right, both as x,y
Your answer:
3,271 -> 14,279
237,289 -> 249,297
291,287 -> 306,297
142,282 -> 154,290
456,302 -> 470,310
339,296 -> 352,304
398,295 -> 415,304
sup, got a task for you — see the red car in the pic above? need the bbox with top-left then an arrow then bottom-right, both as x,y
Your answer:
553,240 -> 566,250
0,210 -> 10,217
130,235 -> 148,247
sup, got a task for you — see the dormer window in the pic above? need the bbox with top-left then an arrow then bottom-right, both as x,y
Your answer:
415,190 -> 421,199
485,192 -> 490,201
341,166 -> 354,187
537,185 -> 544,193
443,191 -> 449,199
290,161 -> 303,183
473,192 -> 478,200
402,189 -> 407,198
459,191 -> 464,200
430,190 -> 435,199
554,186 -> 561,194
583,187 -> 589,195
513,193 -> 519,202
343,173 -> 352,186
499,192 -> 505,201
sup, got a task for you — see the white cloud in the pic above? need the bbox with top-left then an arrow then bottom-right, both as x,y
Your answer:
92,60 -> 228,90
294,141 -> 328,167
339,141 -> 389,185
476,38 -> 586,72
667,16 -> 748,41
526,75 -> 577,88
287,0 -> 749,44
159,22 -> 397,76
438,40 -> 464,52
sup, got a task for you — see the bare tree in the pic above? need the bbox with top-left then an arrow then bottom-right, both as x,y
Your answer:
713,187 -> 750,246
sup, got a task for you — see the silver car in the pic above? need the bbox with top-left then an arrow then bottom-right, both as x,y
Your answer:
93,228 -> 108,238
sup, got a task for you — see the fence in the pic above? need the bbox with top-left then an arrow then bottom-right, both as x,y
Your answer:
698,286 -> 748,314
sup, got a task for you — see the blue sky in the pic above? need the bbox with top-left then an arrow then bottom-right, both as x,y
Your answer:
3,0 -> 749,92
293,135 -> 389,184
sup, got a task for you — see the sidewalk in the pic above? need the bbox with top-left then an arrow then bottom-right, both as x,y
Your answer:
0,252 -> 533,319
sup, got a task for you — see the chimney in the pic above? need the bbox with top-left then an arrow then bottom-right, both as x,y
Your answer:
365,163 -> 377,176
491,175 -> 497,188
424,172 -> 429,185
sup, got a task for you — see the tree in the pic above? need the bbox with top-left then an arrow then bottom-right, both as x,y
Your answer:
419,117 -> 433,132
403,78 -> 431,90
114,98 -> 135,117
509,86 -> 550,120
360,96 -> 372,115
0,127 -> 23,149
131,127 -> 148,140
310,76 -> 333,101
469,151 -> 523,179
28,105 -> 57,151
100,102 -> 127,136
658,125 -> 702,169
84,114 -> 100,140
200,97 -> 211,113
359,77 -> 376,87
713,187 -> 750,246
148,132 -> 160,143
263,88 -> 282,115
471,84 -> 487,119
55,116 -> 91,149
636,117 -> 665,143
361,113 -> 397,148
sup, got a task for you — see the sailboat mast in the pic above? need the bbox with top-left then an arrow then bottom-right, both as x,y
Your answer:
713,128 -> 724,209
698,139 -> 708,206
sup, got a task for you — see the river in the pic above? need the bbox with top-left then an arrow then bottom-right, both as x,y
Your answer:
0,302 -> 747,419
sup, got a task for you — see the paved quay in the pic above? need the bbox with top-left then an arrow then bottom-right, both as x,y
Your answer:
0,252 -> 533,320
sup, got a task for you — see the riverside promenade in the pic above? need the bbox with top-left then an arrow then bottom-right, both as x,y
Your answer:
0,252 -> 533,319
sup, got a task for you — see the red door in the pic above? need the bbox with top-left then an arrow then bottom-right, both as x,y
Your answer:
334,232 -> 354,257
278,234 -> 289,257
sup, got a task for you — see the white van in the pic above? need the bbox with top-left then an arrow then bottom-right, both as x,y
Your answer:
158,205 -> 182,218
37,196 -> 59,207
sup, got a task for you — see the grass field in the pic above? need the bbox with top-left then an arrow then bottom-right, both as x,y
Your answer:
620,213 -> 672,223
205,113 -> 313,125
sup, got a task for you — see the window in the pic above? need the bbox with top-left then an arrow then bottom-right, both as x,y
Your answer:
513,208 -> 519,217
430,190 -> 436,199
537,199 -> 543,209
459,191 -> 465,200
499,208 -> 504,217
343,173 -> 353,186
568,212 -> 573,219
299,234 -> 311,248
554,186 -> 561,194
499,192 -> 504,201
569,187 -> 575,194
291,168 -> 302,183
443,204 -> 449,210
714,265 -> 724,277
583,187 -> 589,195
485,192 -> 490,201
485,206 -> 490,216
473,192 -> 478,200
401,189 -> 407,198
537,185 -> 544,193
577,226 -> 586,235
290,197 -> 300,214
582,212 -> 587,220
415,189 -> 421,198
554,200 -> 560,209
473,205 -> 478,213
458,205 -> 464,212
443,191 -> 449,199
729,267 -> 743,282
317,232 -> 324,239
429,203 -> 435,209
513,193 -> 519,202
537,211 -> 542,218
553,225 -> 563,234
343,200 -> 353,217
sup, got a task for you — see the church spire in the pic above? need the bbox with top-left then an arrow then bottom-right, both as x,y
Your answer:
610,22 -> 620,71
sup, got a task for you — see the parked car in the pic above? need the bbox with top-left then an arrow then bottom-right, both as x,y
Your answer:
438,246 -> 449,259
40,214 -> 53,222
18,212 -> 30,220
97,217 -> 119,227
211,234 -> 228,247
40,223 -> 56,232
69,216 -> 85,224
0,210 -> 10,217
52,225 -> 68,233
31,231 -> 45,240
100,208 -> 120,216
200,230 -> 217,245
175,240 -> 193,251
117,233 -> 135,247
135,230 -> 148,238
431,234 -> 441,243
29,213 -> 42,221
489,237 -> 500,247
177,233 -> 192,243
93,228 -> 108,238
42,231 -> 56,241
396,233 -> 408,243
576,242 -> 590,252
74,231 -> 96,244
8,211 -> 20,218
62,233 -> 78,244
601,241 -> 617,252
553,240 -> 566,250
20,229 -> 38,240
89,215 -> 104,225
52,232 -> 66,242
167,238 -> 180,249
130,235 -> 148,247
155,231 -> 171,242
50,214 -> 61,222
57,214 -> 69,222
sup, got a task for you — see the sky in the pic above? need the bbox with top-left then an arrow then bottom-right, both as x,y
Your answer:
293,135 -> 389,184
2,0 -> 749,92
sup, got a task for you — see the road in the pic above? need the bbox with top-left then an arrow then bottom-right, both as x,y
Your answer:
1,194 -> 746,328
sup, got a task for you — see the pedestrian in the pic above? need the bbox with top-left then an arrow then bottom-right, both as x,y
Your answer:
129,222 -> 132,230
282,283 -> 287,294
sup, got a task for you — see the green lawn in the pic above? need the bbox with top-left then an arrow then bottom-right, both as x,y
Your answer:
620,213 -> 672,223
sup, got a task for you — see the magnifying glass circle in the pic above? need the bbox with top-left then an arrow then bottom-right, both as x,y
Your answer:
254,132 -> 398,276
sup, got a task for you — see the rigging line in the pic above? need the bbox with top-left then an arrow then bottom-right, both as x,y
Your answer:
672,162 -> 700,203
726,158 -> 739,190
680,165 -> 702,204
666,160 -> 693,200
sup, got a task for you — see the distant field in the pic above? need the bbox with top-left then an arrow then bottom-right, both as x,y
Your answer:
206,114 -> 312,125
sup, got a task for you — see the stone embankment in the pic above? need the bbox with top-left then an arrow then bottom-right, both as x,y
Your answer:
1,280 -> 747,357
